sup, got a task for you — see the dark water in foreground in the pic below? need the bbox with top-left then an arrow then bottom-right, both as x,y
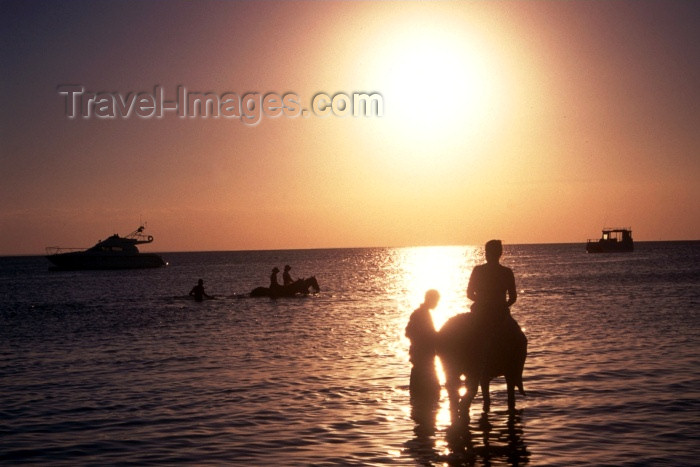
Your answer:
1,242 -> 699,465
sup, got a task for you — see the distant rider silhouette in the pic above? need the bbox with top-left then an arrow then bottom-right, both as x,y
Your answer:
270,267 -> 281,292
283,265 -> 295,286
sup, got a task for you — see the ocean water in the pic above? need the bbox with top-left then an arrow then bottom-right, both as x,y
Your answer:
1,242 -> 699,465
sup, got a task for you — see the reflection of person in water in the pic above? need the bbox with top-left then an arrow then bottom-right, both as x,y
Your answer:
405,289 -> 441,401
270,267 -> 281,290
282,265 -> 295,286
467,239 -> 517,330
189,278 -> 211,302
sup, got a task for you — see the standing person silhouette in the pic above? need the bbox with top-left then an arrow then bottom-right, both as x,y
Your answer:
405,289 -> 441,402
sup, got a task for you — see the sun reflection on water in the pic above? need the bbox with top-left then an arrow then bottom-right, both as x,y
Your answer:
392,246 -> 482,433
395,245 -> 481,330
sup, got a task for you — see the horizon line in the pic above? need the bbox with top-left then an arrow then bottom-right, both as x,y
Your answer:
3,239 -> 699,259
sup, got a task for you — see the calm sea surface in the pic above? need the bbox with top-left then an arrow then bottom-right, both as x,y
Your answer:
1,242 -> 699,465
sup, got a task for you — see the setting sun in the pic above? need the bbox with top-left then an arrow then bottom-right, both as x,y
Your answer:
371,21 -> 504,150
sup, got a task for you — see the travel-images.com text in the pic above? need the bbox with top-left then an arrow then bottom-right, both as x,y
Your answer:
57,85 -> 384,125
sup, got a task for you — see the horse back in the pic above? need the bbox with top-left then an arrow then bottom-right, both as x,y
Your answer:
436,312 -> 527,378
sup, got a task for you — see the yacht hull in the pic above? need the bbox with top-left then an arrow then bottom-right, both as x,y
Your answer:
47,252 -> 165,270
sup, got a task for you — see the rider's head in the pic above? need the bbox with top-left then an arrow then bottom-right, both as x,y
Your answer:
485,239 -> 503,263
424,289 -> 440,309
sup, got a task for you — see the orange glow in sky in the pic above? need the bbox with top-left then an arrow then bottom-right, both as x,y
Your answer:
1,1 -> 698,254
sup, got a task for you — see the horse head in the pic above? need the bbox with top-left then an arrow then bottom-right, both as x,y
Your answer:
307,276 -> 320,293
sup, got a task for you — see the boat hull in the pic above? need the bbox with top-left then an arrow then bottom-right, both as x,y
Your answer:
586,242 -> 634,253
46,252 -> 165,270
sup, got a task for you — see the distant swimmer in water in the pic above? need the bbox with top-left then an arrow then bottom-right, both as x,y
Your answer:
405,289 -> 441,402
189,278 -> 211,302
283,265 -> 295,286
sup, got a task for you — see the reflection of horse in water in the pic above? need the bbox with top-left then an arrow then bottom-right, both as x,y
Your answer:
250,276 -> 320,298
437,312 -> 527,418
407,384 -> 530,465
443,411 -> 530,464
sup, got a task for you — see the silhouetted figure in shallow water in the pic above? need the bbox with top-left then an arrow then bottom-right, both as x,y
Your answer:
189,278 -> 211,302
282,265 -> 295,286
405,289 -> 441,402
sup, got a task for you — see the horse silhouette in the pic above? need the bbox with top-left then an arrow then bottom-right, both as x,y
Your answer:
436,312 -> 527,418
250,276 -> 320,298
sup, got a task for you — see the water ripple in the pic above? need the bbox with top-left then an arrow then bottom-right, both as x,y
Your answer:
1,244 -> 699,465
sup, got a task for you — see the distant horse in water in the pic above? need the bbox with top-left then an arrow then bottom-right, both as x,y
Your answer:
250,276 -> 320,298
436,312 -> 527,418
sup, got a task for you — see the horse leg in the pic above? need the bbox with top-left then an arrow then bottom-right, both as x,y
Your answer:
459,375 -> 479,419
444,371 -> 461,422
481,377 -> 491,413
506,378 -> 516,412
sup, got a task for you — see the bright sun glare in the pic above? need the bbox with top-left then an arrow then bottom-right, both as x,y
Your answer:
397,245 -> 482,428
399,245 -> 481,330
375,24 -> 503,148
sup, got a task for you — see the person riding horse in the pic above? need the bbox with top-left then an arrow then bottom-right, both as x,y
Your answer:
270,267 -> 282,293
467,239 -> 517,333
283,265 -> 295,286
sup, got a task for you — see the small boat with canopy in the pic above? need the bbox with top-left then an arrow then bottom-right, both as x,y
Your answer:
586,228 -> 634,253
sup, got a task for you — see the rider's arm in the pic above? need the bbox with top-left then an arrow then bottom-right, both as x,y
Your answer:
506,269 -> 517,307
466,267 -> 478,302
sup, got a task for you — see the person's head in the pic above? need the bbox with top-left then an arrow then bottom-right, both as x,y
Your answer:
423,289 -> 440,309
284,265 -> 291,271
485,239 -> 503,263
272,267 -> 279,273
198,279 -> 204,285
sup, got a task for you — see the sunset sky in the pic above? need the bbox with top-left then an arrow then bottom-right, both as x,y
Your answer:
1,0 -> 699,255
